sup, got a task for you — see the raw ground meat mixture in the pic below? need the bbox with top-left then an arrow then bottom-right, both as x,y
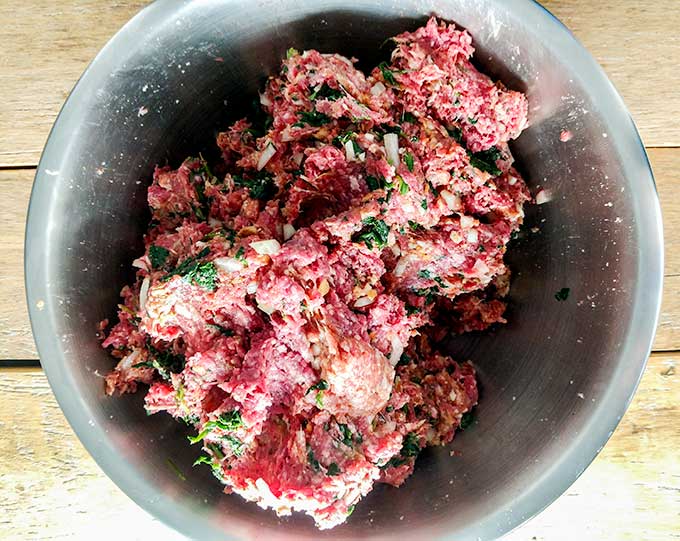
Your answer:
101,17 -> 530,529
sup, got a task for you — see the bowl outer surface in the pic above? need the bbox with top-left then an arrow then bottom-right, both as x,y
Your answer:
25,0 -> 663,539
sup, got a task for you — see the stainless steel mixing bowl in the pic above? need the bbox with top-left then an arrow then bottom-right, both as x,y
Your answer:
25,0 -> 663,539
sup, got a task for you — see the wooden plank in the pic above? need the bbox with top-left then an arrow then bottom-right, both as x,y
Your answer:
0,367 -> 184,541
0,1 -> 679,167
3,148 -> 679,357
0,353 -> 677,539
0,170 -> 35,359
0,0 -> 148,167
541,0 -> 680,148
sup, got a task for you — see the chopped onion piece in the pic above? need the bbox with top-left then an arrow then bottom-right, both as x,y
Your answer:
283,224 -> 296,241
460,215 -> 475,228
535,189 -> 550,205
257,142 -> 277,170
440,189 -> 461,210
344,140 -> 356,161
394,257 -> 409,277
257,301 -> 275,315
139,276 -> 150,312
370,81 -> 386,96
250,239 -> 281,255
473,259 -> 489,275
259,92 -> 272,107
384,133 -> 399,166
292,152 -> 304,166
466,229 -> 479,244
508,176 -> 517,186
354,296 -> 375,308
132,257 -> 148,271
214,257 -> 243,272
246,282 -> 258,295
389,337 -> 404,366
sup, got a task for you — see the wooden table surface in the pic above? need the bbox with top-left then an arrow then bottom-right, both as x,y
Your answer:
1,1 -> 678,539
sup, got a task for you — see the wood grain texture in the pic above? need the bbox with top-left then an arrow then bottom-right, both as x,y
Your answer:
2,148 -> 678,357
0,0 -> 148,167
0,0 -> 679,167
541,0 -> 680,148
0,354 -> 677,540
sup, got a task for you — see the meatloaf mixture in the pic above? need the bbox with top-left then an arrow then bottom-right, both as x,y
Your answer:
102,17 -> 530,529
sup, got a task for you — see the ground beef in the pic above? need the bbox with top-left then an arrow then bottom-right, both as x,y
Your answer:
102,17 -> 530,530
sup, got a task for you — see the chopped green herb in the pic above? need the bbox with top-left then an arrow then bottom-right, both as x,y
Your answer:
410,376 -> 422,385
334,130 -> 355,146
402,111 -> 417,124
408,220 -> 424,232
187,410 -> 244,444
327,462 -> 341,476
447,126 -> 463,143
351,139 -> 362,156
381,456 -> 408,469
366,175 -> 385,191
417,269 -> 432,279
397,175 -> 410,194
352,217 -> 390,250
413,285 -> 439,304
135,343 -> 185,379
400,403 -> 410,415
233,171 -> 276,200
468,117 -> 478,125
306,379 -> 329,395
554,287 -> 570,301
309,83 -> 343,101
403,152 -> 415,172
378,61 -> 397,85
286,47 -> 299,59
401,432 -> 421,457
433,275 -> 447,288
315,391 -> 324,409
459,411 -> 474,430
338,423 -> 354,447
405,304 -> 420,316
421,198 -> 428,210
347,504 -> 356,516
234,246 -> 246,264
188,261 -> 217,290
385,405 -> 394,413
149,245 -> 170,269
307,446 -> 321,472
294,110 -> 331,127
223,434 -> 245,456
207,442 -> 225,461
468,146 -> 502,176
397,353 -> 411,366
193,455 -> 212,467
166,458 -> 186,481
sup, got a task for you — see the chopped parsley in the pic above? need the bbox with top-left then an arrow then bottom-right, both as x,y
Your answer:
337,423 -> 354,447
315,391 -> 325,409
402,111 -> 417,124
307,446 -> 321,472
159,247 -> 218,290
306,379 -> 329,395
234,246 -> 246,264
554,287 -> 570,301
352,217 -> 390,250
223,434 -> 245,456
397,353 -> 411,366
294,110 -> 331,127
378,61 -> 397,85
401,432 -> 421,457
408,220 -> 424,231
414,285 -> 439,304
134,342 -> 185,379
397,175 -> 410,194
286,47 -> 299,59
347,504 -> 356,516
148,245 -> 170,269
405,304 -> 420,316
403,152 -> 415,172
233,171 -> 276,200
366,175 -> 385,191
417,269 -> 432,279
459,411 -> 474,430
187,410 -> 244,444
334,130 -> 355,146
468,117 -> 478,125
327,462 -> 341,476
309,83 -> 343,101
421,198 -> 428,210
468,146 -> 502,176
